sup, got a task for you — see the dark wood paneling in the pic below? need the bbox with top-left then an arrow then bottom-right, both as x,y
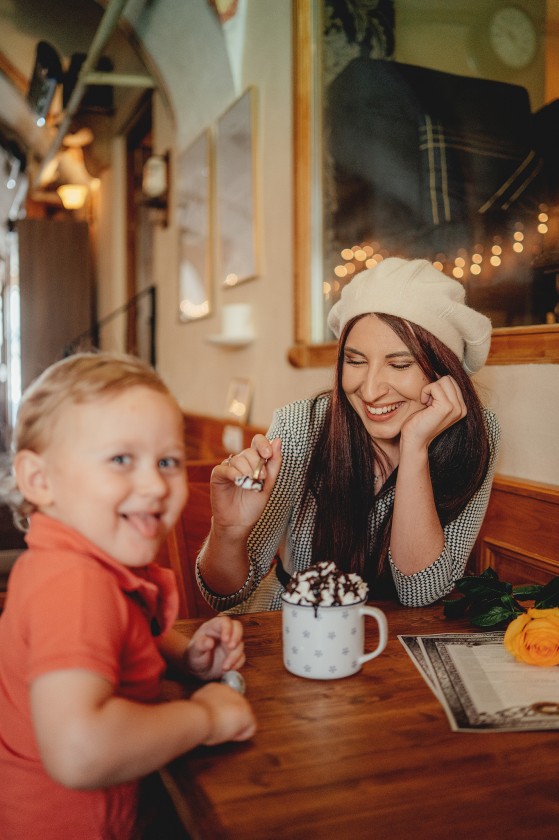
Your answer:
182,412 -> 266,461
17,218 -> 93,390
471,475 -> 559,583
158,414 -> 264,618
157,460 -> 217,619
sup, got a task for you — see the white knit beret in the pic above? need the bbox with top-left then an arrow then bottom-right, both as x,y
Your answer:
327,258 -> 492,375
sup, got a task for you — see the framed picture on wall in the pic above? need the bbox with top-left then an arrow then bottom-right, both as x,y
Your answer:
225,376 -> 253,424
177,129 -> 212,322
216,87 -> 259,287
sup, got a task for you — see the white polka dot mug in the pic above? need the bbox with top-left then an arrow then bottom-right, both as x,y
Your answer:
281,597 -> 388,680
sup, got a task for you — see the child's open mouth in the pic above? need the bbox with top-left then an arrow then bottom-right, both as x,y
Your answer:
121,512 -> 162,539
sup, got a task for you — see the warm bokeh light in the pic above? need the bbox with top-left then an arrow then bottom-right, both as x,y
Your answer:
57,184 -> 88,209
229,399 -> 247,418
179,299 -> 209,318
328,218 -> 554,292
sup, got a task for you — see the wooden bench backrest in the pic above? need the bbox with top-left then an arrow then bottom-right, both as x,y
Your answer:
157,460 -> 218,619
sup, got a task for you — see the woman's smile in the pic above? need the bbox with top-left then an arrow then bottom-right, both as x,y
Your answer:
342,314 -> 430,446
363,400 -> 404,419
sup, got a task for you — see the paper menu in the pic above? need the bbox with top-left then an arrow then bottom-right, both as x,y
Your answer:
399,632 -> 559,732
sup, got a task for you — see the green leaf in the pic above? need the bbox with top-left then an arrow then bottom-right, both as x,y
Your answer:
455,577 -> 511,597
500,592 -> 525,612
443,569 -> 559,630
512,584 -> 542,600
443,597 -> 468,618
470,605 -> 517,627
534,577 -> 559,609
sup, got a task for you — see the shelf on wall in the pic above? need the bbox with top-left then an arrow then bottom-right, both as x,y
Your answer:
206,335 -> 255,348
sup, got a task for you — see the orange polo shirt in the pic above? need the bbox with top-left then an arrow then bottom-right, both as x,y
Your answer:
0,513 -> 178,840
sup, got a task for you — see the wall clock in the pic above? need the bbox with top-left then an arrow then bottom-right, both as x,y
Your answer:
485,5 -> 538,70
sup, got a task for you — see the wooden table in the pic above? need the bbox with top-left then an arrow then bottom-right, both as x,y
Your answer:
160,604 -> 559,840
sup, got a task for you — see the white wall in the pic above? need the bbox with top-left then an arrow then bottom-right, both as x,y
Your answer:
129,0 -> 330,427
104,0 -> 558,487
475,364 -> 559,483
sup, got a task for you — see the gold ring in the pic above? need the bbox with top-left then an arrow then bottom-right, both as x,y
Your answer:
226,454 -> 234,466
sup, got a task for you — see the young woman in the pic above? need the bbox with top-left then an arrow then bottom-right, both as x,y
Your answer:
197,258 -> 500,612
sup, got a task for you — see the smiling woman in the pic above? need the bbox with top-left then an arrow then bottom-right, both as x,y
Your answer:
340,314 -> 432,469
196,256 -> 501,614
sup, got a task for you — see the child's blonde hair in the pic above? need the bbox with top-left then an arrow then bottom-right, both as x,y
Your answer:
2,352 -> 179,528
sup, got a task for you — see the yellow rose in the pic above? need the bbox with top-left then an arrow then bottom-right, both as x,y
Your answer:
504,607 -> 559,667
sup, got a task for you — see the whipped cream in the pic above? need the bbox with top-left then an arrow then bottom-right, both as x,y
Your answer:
283,561 -> 368,607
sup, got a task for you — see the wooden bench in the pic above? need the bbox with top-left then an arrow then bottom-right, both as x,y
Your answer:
182,411 -> 266,461
469,475 -> 559,584
155,411 -> 267,619
157,460 -> 218,619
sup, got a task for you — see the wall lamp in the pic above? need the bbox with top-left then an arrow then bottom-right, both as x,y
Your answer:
57,183 -> 88,210
141,151 -> 169,226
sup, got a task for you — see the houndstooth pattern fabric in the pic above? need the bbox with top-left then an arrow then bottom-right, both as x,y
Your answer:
197,395 -> 500,612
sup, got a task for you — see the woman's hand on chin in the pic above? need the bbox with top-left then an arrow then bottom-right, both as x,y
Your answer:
401,375 -> 466,450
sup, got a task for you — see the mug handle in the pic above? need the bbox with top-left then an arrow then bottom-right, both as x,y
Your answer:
358,606 -> 388,664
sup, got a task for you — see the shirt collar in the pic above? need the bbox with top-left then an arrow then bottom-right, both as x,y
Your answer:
25,513 -> 179,635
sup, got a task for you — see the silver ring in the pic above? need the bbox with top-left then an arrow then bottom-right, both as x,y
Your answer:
226,454 -> 234,466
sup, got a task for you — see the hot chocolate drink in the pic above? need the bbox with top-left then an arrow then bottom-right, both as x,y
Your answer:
282,560 -> 368,608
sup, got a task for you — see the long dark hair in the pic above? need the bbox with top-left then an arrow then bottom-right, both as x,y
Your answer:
298,313 -> 492,596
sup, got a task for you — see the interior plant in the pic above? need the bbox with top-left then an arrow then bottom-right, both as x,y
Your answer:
442,566 -> 559,628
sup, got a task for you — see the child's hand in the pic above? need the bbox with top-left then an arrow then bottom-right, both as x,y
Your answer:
191,682 -> 257,745
185,616 -> 245,681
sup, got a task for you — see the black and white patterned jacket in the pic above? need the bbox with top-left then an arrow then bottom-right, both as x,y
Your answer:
197,395 -> 500,613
